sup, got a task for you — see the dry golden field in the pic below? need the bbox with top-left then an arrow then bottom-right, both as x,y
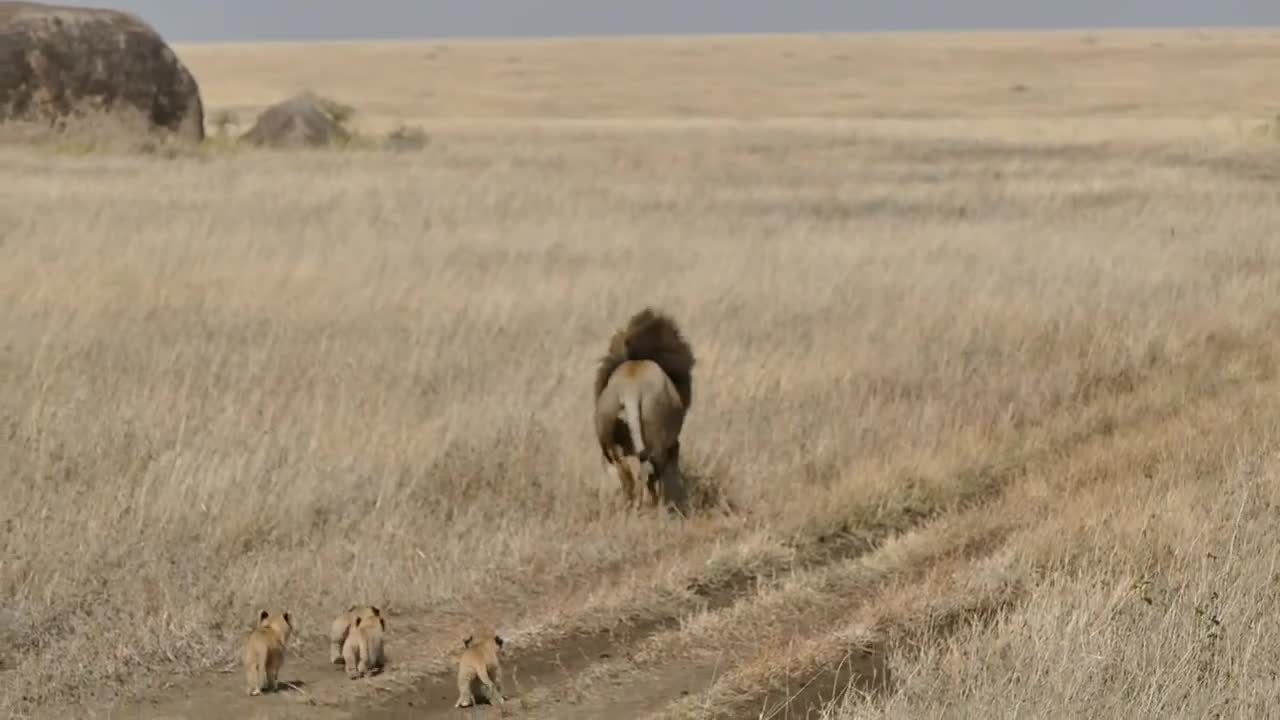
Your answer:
5,29 -> 1280,720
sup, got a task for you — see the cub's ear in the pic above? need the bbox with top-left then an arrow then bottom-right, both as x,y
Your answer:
462,635 -> 473,648
494,635 -> 505,648
258,610 -> 270,622
283,612 -> 292,626
371,606 -> 381,616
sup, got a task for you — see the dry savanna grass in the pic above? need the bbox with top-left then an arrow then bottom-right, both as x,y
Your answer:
3,28 -> 1280,719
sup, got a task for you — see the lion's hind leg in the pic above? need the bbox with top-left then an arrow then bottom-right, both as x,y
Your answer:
455,670 -> 476,708
645,469 -> 662,509
245,657 -> 264,696
477,664 -> 505,705
615,455 -> 648,510
655,453 -> 689,517
621,453 -> 653,510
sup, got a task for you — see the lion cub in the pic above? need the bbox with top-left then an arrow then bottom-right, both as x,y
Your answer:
241,610 -> 292,696
329,605 -> 382,665
455,631 -> 506,708
342,611 -> 387,678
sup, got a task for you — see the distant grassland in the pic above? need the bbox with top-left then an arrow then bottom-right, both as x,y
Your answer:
177,29 -> 1280,137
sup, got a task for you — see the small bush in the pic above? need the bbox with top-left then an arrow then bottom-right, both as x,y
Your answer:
383,124 -> 429,152
313,95 -> 357,128
210,109 -> 239,138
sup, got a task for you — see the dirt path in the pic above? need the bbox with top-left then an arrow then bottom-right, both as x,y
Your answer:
356,534 -> 879,720
501,513 -> 1010,720
70,631 -> 416,720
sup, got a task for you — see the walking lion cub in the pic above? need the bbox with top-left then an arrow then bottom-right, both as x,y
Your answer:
241,610 -> 292,696
342,611 -> 387,678
455,630 -> 507,708
329,605 -> 382,666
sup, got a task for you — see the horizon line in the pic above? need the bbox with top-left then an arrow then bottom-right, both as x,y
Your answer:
168,24 -> 1280,48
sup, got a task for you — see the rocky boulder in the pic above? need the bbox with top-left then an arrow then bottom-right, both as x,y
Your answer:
0,1 -> 204,141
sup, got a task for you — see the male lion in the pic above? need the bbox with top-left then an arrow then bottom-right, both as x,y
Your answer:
241,609 -> 292,696
593,307 -> 695,511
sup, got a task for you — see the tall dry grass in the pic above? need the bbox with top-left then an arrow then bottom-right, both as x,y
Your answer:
824,435 -> 1280,720
4,29 -> 1280,717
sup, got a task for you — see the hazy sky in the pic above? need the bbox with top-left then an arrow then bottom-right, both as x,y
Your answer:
71,1 -> 1280,43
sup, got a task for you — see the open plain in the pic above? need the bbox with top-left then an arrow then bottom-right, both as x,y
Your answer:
5,28 -> 1280,719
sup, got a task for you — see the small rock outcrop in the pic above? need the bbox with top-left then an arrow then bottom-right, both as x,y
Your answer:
0,1 -> 205,141
240,93 -> 351,149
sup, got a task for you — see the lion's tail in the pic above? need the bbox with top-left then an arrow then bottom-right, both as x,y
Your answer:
620,386 -> 653,469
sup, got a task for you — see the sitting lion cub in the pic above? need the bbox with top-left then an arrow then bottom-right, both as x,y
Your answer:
342,611 -> 387,678
328,605 -> 382,666
241,610 -> 292,696
455,630 -> 506,708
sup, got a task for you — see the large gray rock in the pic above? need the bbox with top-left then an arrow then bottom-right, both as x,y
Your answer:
0,1 -> 204,141
240,92 -> 351,149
